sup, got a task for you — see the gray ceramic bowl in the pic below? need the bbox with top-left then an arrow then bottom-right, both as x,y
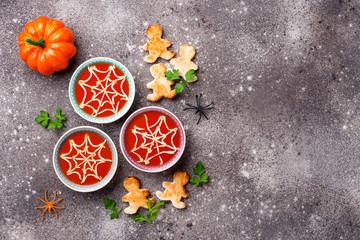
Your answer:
119,106 -> 186,173
53,126 -> 118,192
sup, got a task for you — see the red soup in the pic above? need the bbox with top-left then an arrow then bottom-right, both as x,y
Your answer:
74,62 -> 130,118
125,111 -> 181,167
59,131 -> 112,185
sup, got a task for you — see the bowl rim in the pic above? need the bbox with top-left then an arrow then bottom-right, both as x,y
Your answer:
119,106 -> 186,173
53,126 -> 118,192
68,57 -> 135,124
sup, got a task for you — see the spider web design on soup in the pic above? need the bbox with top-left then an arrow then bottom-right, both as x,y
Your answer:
60,133 -> 112,184
77,64 -> 129,117
130,114 -> 179,166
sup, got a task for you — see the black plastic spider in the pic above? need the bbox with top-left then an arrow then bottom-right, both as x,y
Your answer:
183,94 -> 214,124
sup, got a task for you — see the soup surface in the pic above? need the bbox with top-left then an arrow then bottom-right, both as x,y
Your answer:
125,111 -> 181,167
59,131 -> 112,185
74,62 -> 129,118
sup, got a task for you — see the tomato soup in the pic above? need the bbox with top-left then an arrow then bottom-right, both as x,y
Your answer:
59,131 -> 112,185
125,111 -> 181,167
74,62 -> 130,118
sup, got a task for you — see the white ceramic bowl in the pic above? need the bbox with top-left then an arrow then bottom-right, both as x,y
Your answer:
119,106 -> 186,173
69,57 -> 135,124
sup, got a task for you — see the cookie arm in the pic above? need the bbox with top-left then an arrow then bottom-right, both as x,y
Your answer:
163,39 -> 172,47
143,42 -> 150,51
122,194 -> 130,202
189,62 -> 198,71
144,54 -> 158,63
161,51 -> 175,60
170,58 -> 179,66
156,190 -> 167,200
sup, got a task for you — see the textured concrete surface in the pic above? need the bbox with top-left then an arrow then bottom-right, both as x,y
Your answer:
1,0 -> 360,239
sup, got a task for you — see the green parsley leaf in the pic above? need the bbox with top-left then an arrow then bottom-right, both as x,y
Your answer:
129,198 -> 164,224
104,198 -> 116,210
165,69 -> 194,94
41,118 -> 49,128
35,116 -> 45,123
40,111 -> 49,118
35,108 -> 66,130
149,212 -> 158,220
103,198 -> 123,220
191,161 -> 209,187
151,201 -> 164,210
47,120 -> 58,129
185,69 -> 196,82
200,174 -> 209,183
165,69 -> 180,81
129,213 -> 149,223
110,212 -> 119,220
190,176 -> 200,186
193,162 -> 205,176
146,197 -> 152,209
175,83 -> 185,93
55,107 -> 66,122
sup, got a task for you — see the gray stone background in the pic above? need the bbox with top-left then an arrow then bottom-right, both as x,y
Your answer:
1,0 -> 360,239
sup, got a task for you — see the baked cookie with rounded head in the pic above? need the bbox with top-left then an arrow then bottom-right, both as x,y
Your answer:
122,176 -> 155,214
147,63 -> 177,102
170,45 -> 198,82
143,25 -> 175,63
156,171 -> 189,209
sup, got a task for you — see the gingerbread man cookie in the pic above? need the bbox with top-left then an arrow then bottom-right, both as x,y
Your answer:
122,176 -> 155,214
156,171 -> 189,209
143,25 -> 175,63
170,45 -> 198,82
147,63 -> 176,102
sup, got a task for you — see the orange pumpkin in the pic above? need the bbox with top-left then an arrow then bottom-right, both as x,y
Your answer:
18,16 -> 76,76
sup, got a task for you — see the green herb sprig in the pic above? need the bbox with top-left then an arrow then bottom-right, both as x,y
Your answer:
129,198 -> 164,224
35,107 -> 66,130
103,198 -> 123,220
165,69 -> 196,93
190,161 -> 209,187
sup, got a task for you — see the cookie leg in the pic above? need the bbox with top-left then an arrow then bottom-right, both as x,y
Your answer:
171,199 -> 186,209
161,51 -> 175,60
147,93 -> 162,102
164,89 -> 177,99
144,54 -> 158,63
124,205 -> 138,214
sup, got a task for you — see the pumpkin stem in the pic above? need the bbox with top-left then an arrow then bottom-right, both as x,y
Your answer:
26,38 -> 46,49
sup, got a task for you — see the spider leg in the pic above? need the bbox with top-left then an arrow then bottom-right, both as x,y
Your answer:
185,103 -> 197,108
36,206 -> 47,209
52,197 -> 64,204
53,206 -> 65,209
44,190 -> 48,202
42,208 -> 46,220
197,112 -> 202,124
202,111 -> 209,120
52,191 -> 57,203
202,102 -> 214,109
37,197 -> 48,205
183,107 -> 197,111
196,93 -> 202,107
53,208 -> 59,219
